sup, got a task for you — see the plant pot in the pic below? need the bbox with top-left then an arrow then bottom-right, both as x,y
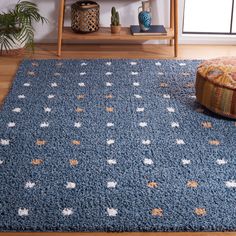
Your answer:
0,38 -> 25,56
0,48 -> 25,56
110,24 -> 121,34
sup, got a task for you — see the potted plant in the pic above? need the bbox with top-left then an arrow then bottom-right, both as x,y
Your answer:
110,7 -> 121,34
0,0 -> 47,56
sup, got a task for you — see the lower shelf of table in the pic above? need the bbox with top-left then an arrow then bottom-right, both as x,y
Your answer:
62,27 -> 175,41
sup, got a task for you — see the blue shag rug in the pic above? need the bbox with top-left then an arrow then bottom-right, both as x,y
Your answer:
0,59 -> 236,232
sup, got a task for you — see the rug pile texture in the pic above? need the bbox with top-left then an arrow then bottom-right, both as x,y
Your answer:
0,59 -> 235,232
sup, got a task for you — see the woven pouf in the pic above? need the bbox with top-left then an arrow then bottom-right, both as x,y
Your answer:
195,57 -> 236,119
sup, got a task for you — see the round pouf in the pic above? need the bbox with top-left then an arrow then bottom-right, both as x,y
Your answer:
195,57 -> 236,119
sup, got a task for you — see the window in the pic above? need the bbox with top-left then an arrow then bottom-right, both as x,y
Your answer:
183,0 -> 235,35
233,1 -> 236,33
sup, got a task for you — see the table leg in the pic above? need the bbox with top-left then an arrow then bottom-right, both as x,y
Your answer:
170,0 -> 174,46
57,0 -> 65,57
174,0 -> 178,57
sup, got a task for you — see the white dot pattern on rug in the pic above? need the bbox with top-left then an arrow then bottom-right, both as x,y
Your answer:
107,181 -> 117,188
216,159 -> 227,165
107,139 -> 115,145
163,94 -> 171,99
107,159 -> 117,165
62,208 -> 73,216
134,94 -> 142,99
1,139 -> 10,145
107,208 -> 118,217
144,158 -> 153,165
18,208 -> 29,217
171,122 -> 179,128
12,108 -> 21,113
0,59 -> 235,231
44,107 -> 51,113
7,122 -> 16,128
48,95 -> 55,99
182,159 -> 191,165
18,95 -> 26,99
40,122 -> 49,128
51,82 -> 58,87
142,140 -> 151,145
66,182 -> 76,189
176,139 -> 185,145
106,82 -> 112,87
74,122 -> 82,128
136,107 -> 144,112
139,122 -> 147,127
167,107 -> 175,113
78,83 -> 85,87
25,181 -> 35,189
225,181 -> 236,188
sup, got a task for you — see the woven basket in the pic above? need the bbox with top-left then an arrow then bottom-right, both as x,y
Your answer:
71,1 -> 99,33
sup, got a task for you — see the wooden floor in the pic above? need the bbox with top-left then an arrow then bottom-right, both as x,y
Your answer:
0,43 -> 236,236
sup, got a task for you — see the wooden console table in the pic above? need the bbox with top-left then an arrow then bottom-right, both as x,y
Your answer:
57,0 -> 178,57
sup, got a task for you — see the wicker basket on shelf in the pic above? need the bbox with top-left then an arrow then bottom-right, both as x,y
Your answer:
71,1 -> 99,33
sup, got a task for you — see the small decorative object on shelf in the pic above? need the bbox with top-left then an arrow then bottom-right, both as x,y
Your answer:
71,1 -> 100,33
0,0 -> 47,56
138,0 -> 152,31
110,7 -> 121,34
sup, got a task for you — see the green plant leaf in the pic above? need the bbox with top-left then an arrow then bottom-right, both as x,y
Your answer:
0,0 -> 47,53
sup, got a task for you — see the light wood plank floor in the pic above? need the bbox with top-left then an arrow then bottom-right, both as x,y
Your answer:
0,44 -> 236,236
